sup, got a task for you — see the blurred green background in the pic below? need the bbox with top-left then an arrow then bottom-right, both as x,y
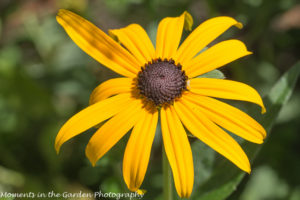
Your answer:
0,0 -> 299,199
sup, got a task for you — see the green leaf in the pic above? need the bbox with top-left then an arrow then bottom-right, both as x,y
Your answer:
190,61 -> 300,200
197,69 -> 225,79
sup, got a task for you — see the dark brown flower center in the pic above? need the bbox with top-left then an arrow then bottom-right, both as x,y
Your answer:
137,58 -> 188,106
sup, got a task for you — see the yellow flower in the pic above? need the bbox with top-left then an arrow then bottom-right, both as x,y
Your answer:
55,9 -> 266,198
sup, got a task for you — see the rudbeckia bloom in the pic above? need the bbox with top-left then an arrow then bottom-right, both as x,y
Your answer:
55,9 -> 266,198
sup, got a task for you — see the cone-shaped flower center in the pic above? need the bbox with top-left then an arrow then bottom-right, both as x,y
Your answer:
137,59 -> 188,106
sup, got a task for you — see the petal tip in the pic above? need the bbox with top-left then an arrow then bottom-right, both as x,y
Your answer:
183,11 -> 193,31
235,22 -> 243,29
247,51 -> 253,55
260,126 -> 267,139
85,144 -> 98,167
56,15 -> 62,24
54,137 -> 62,154
85,151 -> 96,167
179,192 -> 192,199
88,156 -> 97,167
247,167 -> 251,174
55,145 -> 60,155
255,138 -> 264,144
261,106 -> 267,114
56,9 -> 69,26
57,9 -> 70,20
57,9 -> 67,15
136,189 -> 146,195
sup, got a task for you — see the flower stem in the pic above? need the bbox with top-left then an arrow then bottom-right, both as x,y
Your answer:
163,147 -> 173,200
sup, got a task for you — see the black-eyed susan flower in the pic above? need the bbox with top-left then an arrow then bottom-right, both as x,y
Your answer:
55,9 -> 266,198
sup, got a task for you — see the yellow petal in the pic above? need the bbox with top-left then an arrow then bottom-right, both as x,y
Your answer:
56,9 -> 139,77
161,106 -> 194,198
184,40 -> 252,76
174,99 -> 251,173
109,24 -> 155,66
189,78 -> 266,113
183,93 -> 266,144
89,78 -> 134,105
123,109 -> 158,191
136,189 -> 146,195
156,11 -> 193,60
174,17 -> 242,65
85,98 -> 144,166
55,93 -> 132,153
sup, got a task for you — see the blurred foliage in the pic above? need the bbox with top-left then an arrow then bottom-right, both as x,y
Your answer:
0,0 -> 299,200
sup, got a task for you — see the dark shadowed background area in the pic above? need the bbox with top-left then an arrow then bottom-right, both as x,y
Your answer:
0,0 -> 299,199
